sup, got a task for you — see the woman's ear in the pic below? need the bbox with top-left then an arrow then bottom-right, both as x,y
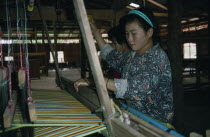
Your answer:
147,28 -> 154,38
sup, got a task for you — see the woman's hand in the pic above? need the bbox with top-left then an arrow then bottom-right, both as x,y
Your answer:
89,19 -> 99,33
74,78 -> 89,92
88,18 -> 106,49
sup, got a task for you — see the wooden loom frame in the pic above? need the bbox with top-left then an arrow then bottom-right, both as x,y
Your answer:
73,0 -> 114,136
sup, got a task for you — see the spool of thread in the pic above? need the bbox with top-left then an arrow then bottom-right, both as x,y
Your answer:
88,15 -> 93,21
27,0 -> 34,12
123,112 -> 131,125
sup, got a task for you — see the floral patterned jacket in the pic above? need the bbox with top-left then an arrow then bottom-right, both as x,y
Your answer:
100,43 -> 174,123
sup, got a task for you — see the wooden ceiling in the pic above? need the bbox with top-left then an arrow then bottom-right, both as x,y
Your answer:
0,0 -> 208,40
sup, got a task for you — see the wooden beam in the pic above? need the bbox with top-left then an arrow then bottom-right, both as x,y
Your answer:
73,0 -> 114,136
146,0 -> 168,10
190,132 -> 203,137
14,52 -> 46,56
154,12 -> 168,17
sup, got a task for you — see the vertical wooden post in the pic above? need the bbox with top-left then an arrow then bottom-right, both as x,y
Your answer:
34,27 -> 38,52
37,0 -> 63,88
80,38 -> 87,78
42,29 -> 49,76
73,0 -> 114,136
208,8 -> 210,80
167,0 -> 184,132
195,41 -> 201,88
53,21 -> 58,62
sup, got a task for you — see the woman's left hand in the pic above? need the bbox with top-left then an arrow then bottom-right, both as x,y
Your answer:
74,78 -> 89,92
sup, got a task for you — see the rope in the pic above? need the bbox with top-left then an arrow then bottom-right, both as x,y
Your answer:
16,0 -> 23,68
6,0 -> 10,58
23,1 -> 33,100
0,27 -> 3,67
8,66 -> 13,104
6,0 -> 14,105
15,0 -> 30,126
0,26 -> 9,129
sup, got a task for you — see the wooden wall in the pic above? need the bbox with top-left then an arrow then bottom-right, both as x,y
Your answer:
63,44 -> 81,64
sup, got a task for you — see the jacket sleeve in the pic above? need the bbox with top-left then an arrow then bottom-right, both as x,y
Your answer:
100,43 -> 128,73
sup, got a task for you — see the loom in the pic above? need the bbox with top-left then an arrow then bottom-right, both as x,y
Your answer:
0,0 -> 185,137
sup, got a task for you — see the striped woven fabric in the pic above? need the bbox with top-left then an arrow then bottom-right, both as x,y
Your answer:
34,125 -> 106,137
0,89 -> 107,136
32,90 -> 103,125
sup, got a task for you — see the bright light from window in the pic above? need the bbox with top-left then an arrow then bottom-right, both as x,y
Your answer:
160,24 -> 167,27
5,56 -> 14,61
126,6 -> 135,10
102,33 -> 108,37
130,3 -> 140,8
182,24 -> 208,32
183,43 -> 197,59
181,20 -> 187,23
0,39 -> 12,44
189,18 -> 199,22
50,51 -> 64,63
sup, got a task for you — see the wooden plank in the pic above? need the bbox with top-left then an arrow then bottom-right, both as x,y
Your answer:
3,101 -> 15,128
146,0 -> 168,10
154,12 -> 168,17
190,132 -> 203,137
206,130 -> 210,137
18,69 -> 25,89
3,91 -> 17,128
111,119 -> 146,137
73,0 -> 114,136
28,99 -> 37,122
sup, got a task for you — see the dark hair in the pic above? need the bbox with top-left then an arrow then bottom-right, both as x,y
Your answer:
119,7 -> 160,45
108,25 -> 126,45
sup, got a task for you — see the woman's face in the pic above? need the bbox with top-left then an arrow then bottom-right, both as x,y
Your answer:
125,21 -> 153,51
111,38 -> 128,51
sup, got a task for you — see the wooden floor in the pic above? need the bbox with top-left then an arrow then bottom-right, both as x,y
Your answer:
31,68 -> 81,90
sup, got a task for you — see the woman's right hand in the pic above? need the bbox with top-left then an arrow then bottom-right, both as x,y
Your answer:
74,78 -> 90,92
89,19 -> 106,49
89,20 -> 98,32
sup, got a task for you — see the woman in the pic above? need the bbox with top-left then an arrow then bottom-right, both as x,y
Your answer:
74,7 -> 173,124
108,25 -> 128,52
102,25 -> 129,78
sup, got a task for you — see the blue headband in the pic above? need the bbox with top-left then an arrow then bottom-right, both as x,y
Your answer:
128,10 -> 154,28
